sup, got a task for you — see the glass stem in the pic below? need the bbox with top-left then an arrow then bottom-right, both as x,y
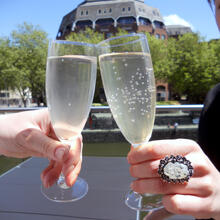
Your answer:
57,172 -> 70,189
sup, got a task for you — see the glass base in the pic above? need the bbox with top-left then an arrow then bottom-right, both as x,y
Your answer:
41,177 -> 88,202
125,191 -> 162,211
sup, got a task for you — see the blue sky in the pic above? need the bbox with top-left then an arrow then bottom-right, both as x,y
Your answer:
0,0 -> 219,41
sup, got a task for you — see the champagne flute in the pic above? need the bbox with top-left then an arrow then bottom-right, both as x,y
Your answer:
41,40 -> 97,202
98,34 -> 161,211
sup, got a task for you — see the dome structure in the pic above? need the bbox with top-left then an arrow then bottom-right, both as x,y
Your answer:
57,0 -> 167,40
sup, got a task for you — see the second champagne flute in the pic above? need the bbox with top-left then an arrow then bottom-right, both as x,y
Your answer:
42,40 -> 97,202
98,33 -> 161,211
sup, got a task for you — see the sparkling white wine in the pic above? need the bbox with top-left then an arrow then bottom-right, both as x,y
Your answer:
99,52 -> 156,145
46,55 -> 97,141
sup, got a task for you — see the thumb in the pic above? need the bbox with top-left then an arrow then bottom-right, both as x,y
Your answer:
16,128 -> 70,161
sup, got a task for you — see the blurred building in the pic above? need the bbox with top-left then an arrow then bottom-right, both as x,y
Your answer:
0,90 -> 22,107
166,25 -> 192,39
0,89 -> 32,107
57,0 -> 168,40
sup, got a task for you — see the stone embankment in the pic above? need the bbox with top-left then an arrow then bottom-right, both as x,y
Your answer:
82,111 -> 200,143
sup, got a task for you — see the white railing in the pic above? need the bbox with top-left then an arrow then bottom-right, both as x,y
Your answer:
0,105 -> 204,114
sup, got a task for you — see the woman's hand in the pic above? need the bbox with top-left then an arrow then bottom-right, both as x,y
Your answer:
0,109 -> 82,188
127,139 -> 220,220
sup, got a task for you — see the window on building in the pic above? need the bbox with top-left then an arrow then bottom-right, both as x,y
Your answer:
57,31 -> 62,38
86,10 -> 88,15
155,33 -> 160,39
128,7 -> 131,11
0,92 -> 9,98
139,17 -> 151,26
161,34 -> 166,40
122,8 -> 125,12
109,8 -> 112,13
117,16 -> 136,25
98,9 -> 102,14
81,11 -> 83,16
96,18 -> 114,27
157,85 -> 166,101
153,20 -> 164,29
76,20 -> 93,29
66,24 -> 72,33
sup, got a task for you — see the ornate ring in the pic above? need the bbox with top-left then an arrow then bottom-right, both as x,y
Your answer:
158,155 -> 193,183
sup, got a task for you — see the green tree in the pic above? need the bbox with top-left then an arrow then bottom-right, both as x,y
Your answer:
147,33 -> 171,81
67,28 -> 105,102
10,22 -> 48,106
0,23 -> 48,107
166,33 -> 215,103
0,37 -> 13,90
65,29 -> 220,104
208,39 -> 220,86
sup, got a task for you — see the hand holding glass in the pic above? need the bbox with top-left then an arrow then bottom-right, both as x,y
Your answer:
98,34 -> 160,211
42,40 -> 97,202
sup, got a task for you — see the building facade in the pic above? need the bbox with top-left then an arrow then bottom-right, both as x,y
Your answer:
57,0 -> 168,40
166,25 -> 192,39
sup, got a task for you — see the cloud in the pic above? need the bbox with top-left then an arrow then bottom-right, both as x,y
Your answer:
163,14 -> 194,30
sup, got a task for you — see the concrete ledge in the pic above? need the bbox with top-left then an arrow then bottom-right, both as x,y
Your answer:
82,125 -> 198,143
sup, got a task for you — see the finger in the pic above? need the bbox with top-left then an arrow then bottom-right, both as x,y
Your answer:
65,160 -> 82,187
131,177 -> 211,197
163,194 -> 213,219
16,128 -> 70,162
33,109 -> 59,141
41,160 -> 55,181
144,207 -> 174,220
127,139 -> 199,165
47,122 -> 59,141
130,159 -> 159,178
62,137 -> 82,172
129,152 -> 209,179
62,137 -> 83,186
41,160 -> 62,188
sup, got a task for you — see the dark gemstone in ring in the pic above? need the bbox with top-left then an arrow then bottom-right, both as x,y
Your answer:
158,155 -> 194,183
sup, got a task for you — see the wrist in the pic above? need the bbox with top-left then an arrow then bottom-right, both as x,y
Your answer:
0,114 -> 8,155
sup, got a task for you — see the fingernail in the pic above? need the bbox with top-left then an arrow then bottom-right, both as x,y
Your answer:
55,148 -> 66,161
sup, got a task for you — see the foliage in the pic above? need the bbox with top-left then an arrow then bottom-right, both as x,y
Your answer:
166,33 -> 220,103
1,25 -> 220,105
66,28 -> 104,44
67,28 -> 105,102
146,33 -> 171,81
0,22 -> 48,106
156,100 -> 180,105
147,32 -> 220,103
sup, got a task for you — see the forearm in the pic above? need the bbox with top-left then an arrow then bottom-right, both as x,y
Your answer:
0,114 -> 12,156
0,111 -> 38,157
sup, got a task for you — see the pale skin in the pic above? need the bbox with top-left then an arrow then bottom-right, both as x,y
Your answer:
0,109 -> 82,188
127,139 -> 220,219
